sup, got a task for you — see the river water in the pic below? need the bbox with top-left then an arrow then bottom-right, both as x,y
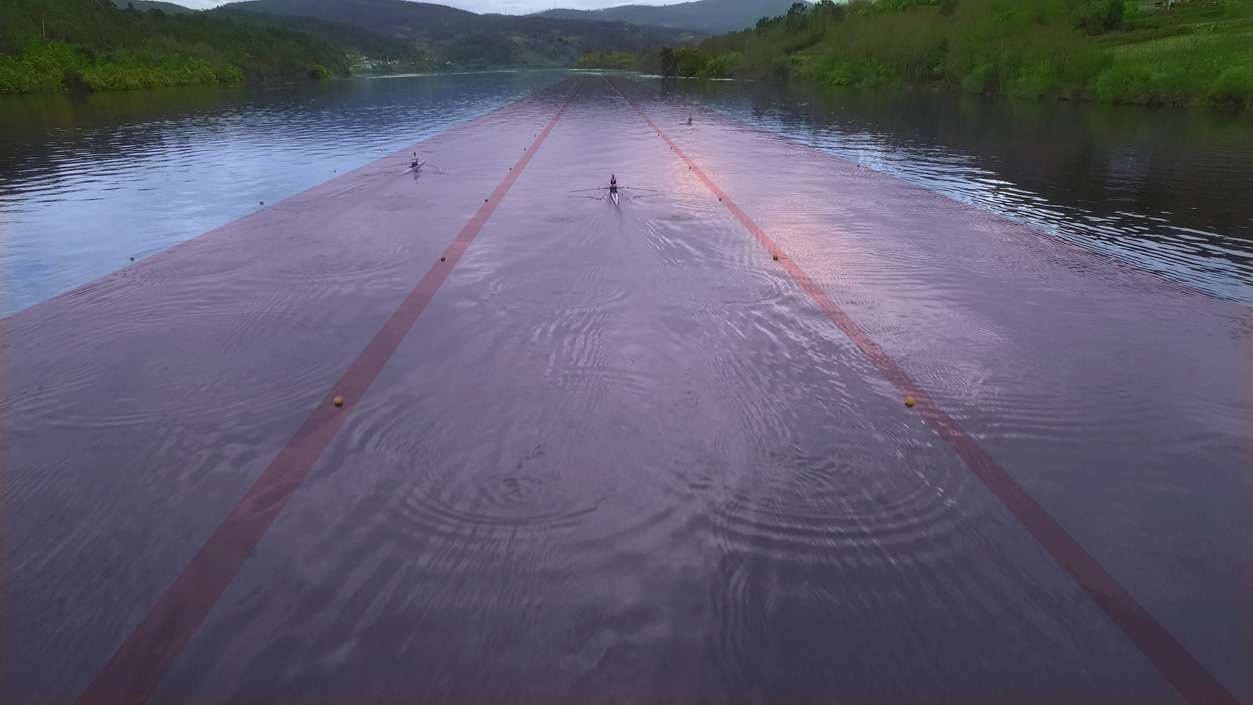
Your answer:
3,73 -> 1249,703
641,75 -> 1253,304
1,70 -> 1250,317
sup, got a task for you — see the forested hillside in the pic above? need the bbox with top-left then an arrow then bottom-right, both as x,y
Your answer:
0,0 -> 702,93
536,0 -> 804,35
0,0 -> 351,93
229,0 -> 703,69
644,0 -> 1252,107
208,6 -> 432,69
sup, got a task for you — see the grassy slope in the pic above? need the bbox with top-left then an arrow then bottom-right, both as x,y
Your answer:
688,0 -> 1252,107
208,6 -> 432,69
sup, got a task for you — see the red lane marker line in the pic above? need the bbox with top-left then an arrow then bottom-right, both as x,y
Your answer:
75,79 -> 585,705
606,77 -> 1239,705
629,80 -> 1227,307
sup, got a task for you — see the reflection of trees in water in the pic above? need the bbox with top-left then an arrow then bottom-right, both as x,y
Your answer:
667,78 -> 1252,297
713,79 -> 1253,244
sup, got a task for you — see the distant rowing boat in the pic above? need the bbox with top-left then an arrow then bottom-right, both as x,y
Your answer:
569,184 -> 658,203
405,152 -> 443,174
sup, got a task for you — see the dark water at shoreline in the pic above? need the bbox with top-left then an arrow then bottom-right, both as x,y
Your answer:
640,76 -> 1253,304
1,71 -> 1250,317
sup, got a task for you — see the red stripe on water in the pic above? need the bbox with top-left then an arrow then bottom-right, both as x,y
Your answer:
606,77 -> 1238,705
74,79 -> 585,705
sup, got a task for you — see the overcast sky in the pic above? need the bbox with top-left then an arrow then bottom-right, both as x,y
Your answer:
178,0 -> 688,14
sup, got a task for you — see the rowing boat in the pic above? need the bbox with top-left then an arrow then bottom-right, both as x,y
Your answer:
610,190 -> 619,205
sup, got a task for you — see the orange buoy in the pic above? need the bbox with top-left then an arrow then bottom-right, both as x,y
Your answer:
333,397 -> 344,407
905,397 -> 916,407
772,253 -> 779,261
440,255 -> 446,262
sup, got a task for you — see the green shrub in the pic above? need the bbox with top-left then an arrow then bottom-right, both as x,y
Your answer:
673,46 -> 709,77
1094,64 -> 1154,103
218,63 -> 245,83
825,62 -> 856,86
961,63 -> 994,93
698,52 -> 740,78
1208,65 -> 1253,105
1009,70 -> 1061,99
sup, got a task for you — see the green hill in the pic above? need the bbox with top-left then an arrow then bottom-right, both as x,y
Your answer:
208,6 -> 431,68
109,0 -> 198,14
228,0 -> 705,68
0,0 -> 354,93
682,0 -> 1252,107
225,0 -> 477,38
538,0 -> 807,35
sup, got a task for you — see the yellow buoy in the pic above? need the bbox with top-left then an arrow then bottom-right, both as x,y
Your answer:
259,200 -> 264,205
334,396 -> 344,407
905,397 -> 916,407
772,253 -> 779,261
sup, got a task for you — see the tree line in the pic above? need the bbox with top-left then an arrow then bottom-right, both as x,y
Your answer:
0,0 -> 353,93
619,0 -> 1252,107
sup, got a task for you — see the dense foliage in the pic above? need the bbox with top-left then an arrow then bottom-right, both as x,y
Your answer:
639,0 -> 1253,107
0,0 -> 352,93
575,51 -> 637,69
209,7 -> 432,70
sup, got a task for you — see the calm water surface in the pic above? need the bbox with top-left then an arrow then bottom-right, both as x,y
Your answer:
0,71 -> 572,316
1,71 -> 1250,315
641,76 -> 1253,304
3,75 -> 1249,703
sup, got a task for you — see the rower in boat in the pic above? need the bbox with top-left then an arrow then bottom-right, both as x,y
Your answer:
609,174 -> 619,204
687,114 -> 693,125
410,152 -> 424,171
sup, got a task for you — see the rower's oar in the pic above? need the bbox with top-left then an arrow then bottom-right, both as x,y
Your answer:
569,187 -> 609,193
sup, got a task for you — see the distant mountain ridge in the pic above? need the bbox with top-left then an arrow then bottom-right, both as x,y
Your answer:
227,0 -> 703,68
110,0 -> 198,13
537,0 -> 807,35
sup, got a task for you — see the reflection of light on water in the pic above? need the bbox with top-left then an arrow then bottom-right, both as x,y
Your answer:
0,71 -> 576,316
827,139 -> 1251,301
661,91 -> 1253,305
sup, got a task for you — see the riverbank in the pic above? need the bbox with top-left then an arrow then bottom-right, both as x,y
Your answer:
635,0 -> 1253,108
0,0 -> 350,94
